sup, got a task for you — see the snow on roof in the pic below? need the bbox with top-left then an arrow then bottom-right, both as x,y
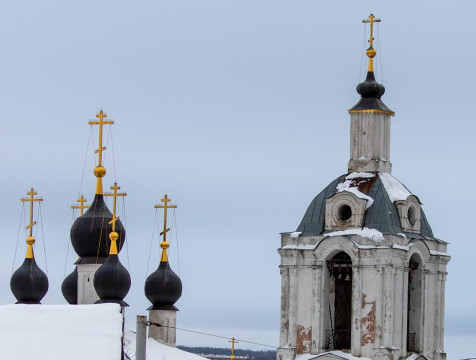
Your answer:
336,173 -> 375,209
326,227 -> 385,242
0,303 -> 123,360
124,330 -> 208,360
379,173 -> 412,203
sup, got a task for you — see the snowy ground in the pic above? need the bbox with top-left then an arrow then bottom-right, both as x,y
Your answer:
0,304 -> 123,360
124,330 -> 207,360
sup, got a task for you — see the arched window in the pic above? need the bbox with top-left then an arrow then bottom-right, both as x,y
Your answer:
325,252 -> 352,350
407,254 -> 423,353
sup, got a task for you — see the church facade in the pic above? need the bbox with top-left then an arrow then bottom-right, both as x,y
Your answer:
277,15 -> 450,360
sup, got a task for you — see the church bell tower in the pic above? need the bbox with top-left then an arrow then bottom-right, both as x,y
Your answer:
277,14 -> 450,360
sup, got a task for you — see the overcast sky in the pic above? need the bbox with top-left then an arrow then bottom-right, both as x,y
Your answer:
0,1 -> 474,359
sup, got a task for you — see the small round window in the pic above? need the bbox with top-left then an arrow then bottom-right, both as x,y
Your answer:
408,206 -> 416,226
338,204 -> 352,221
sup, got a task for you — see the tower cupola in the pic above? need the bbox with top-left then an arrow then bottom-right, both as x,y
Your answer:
145,195 -> 182,346
348,14 -> 394,173
94,183 -> 131,306
10,188 -> 49,304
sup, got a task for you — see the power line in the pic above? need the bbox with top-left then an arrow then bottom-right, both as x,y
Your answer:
146,321 -> 277,349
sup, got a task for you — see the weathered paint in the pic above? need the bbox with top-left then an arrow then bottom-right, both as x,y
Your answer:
296,325 -> 312,354
361,294 -> 376,346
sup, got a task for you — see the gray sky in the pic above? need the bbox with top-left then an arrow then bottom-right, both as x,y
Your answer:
0,1 -> 474,358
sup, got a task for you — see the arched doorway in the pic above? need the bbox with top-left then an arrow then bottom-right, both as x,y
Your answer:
325,251 -> 352,350
407,254 -> 423,353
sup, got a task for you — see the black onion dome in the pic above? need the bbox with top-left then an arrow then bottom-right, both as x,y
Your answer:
93,254 -> 131,306
10,258 -> 49,304
71,194 -> 126,258
61,267 -> 78,304
349,71 -> 394,114
145,261 -> 182,310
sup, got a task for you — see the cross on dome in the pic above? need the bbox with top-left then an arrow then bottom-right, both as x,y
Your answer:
20,187 -> 43,259
71,195 -> 89,216
154,195 -> 177,262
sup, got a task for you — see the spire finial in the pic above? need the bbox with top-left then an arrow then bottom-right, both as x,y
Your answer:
71,195 -> 90,216
104,182 -> 126,255
88,110 -> 114,195
20,188 -> 43,259
362,13 -> 381,72
229,338 -> 239,360
154,195 -> 177,262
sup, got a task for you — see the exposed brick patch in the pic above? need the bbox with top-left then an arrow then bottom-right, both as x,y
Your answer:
296,325 -> 312,354
361,294 -> 376,346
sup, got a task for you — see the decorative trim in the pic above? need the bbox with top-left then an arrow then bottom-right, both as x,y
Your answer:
348,109 -> 395,116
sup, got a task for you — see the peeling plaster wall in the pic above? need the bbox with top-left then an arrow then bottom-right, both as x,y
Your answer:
277,233 -> 449,360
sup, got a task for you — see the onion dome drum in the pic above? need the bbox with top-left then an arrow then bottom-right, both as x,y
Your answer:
70,194 -> 125,258
10,258 -> 49,304
61,267 -> 78,305
93,253 -> 131,306
145,261 -> 182,310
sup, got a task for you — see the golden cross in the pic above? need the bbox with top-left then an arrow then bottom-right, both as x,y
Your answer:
154,195 -> 177,244
104,182 -> 127,232
362,13 -> 381,49
21,188 -> 43,238
21,188 -> 43,259
71,195 -> 90,216
88,110 -> 114,167
229,337 -> 239,360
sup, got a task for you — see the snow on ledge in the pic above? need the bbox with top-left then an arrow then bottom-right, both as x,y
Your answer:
281,244 -> 317,250
290,231 -> 302,238
379,173 -> 412,202
345,172 -> 375,180
0,304 -> 123,360
327,227 -> 385,242
296,351 -> 372,360
430,250 -> 450,257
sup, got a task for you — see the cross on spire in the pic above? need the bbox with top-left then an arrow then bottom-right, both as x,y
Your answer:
88,110 -> 114,167
229,337 -> 239,360
21,188 -> 43,259
71,195 -> 90,216
362,13 -> 381,72
362,13 -> 381,49
104,182 -> 127,232
154,195 -> 177,262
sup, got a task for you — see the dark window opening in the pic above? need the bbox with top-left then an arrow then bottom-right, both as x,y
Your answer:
338,205 -> 352,221
408,207 -> 416,226
407,256 -> 422,353
326,252 -> 352,350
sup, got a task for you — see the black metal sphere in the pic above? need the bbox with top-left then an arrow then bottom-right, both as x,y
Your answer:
61,267 -> 78,304
10,258 -> 49,304
70,195 -> 125,257
93,254 -> 131,306
145,261 -> 182,310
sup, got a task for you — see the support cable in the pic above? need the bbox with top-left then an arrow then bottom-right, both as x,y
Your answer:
359,23 -> 366,82
172,209 -> 181,276
146,209 -> 158,276
377,23 -> 384,84
12,204 -> 25,273
38,202 -> 48,274
78,126 -> 93,199
64,209 -> 76,278
122,197 -> 130,270
146,321 -> 277,349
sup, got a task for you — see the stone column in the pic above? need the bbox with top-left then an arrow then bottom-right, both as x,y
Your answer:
311,264 -> 322,354
148,309 -> 177,346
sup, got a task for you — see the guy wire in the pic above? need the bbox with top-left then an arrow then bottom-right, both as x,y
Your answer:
146,208 -> 158,277
78,126 -> 93,199
12,203 -> 25,273
38,203 -> 48,274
